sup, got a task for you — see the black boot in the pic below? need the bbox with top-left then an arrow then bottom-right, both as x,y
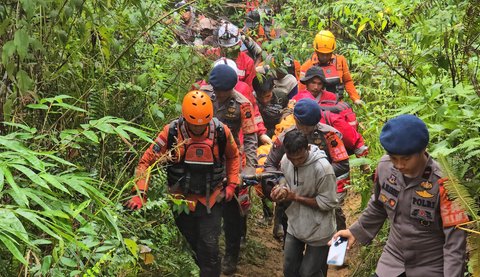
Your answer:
261,198 -> 274,226
273,204 -> 285,241
222,254 -> 238,275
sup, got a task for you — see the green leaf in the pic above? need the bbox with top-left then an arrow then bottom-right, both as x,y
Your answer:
349,157 -> 373,167
69,270 -> 82,277
381,19 -> 388,30
2,122 -> 37,133
2,166 -> 28,207
155,109 -> 165,120
39,153 -> 76,167
39,173 -> 70,194
72,200 -> 91,219
23,154 -> 44,171
95,244 -> 116,252
465,149 -> 480,159
94,123 -> 115,134
11,164 -> 49,190
124,238 -> 138,258
0,209 -> 29,242
80,182 -> 109,202
162,92 -> 177,102
114,126 -> 131,141
0,234 -> 27,265
0,136 -> 31,154
2,40 -> 16,64
19,0 -> 35,18
53,102 -> 87,113
0,18 -> 11,37
59,176 -> 88,196
16,210 -> 61,240
14,29 -> 29,59
60,129 -> 80,141
32,239 -> 52,245
44,94 -> 74,103
41,255 -> 52,275
357,23 -> 366,35
60,257 -> 77,268
121,125 -> 153,143
16,70 -> 33,93
456,138 -> 480,151
0,169 -> 4,192
102,208 -> 122,241
41,209 -> 70,219
23,189 -> 53,211
82,130 -> 99,143
27,104 -> 49,110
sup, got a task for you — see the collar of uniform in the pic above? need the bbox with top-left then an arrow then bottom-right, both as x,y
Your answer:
312,52 -> 335,66
213,92 -> 235,110
314,123 -> 342,138
404,154 -> 434,190
232,89 -> 251,103
180,120 -> 212,141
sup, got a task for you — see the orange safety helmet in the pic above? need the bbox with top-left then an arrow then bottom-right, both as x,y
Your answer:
182,90 -> 213,125
313,30 -> 336,53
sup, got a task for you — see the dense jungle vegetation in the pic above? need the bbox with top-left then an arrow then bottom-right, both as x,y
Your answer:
0,0 -> 479,276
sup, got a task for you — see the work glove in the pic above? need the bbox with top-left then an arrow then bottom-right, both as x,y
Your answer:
354,99 -> 365,106
354,145 -> 369,158
225,183 -> 236,202
259,134 -> 273,145
125,195 -> 147,210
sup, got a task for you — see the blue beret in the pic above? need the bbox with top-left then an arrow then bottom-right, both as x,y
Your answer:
380,114 -> 429,155
209,64 -> 238,91
293,98 -> 321,126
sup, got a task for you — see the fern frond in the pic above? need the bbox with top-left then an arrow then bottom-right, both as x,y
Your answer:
88,89 -> 108,120
404,0 -> 443,27
469,234 -> 480,277
437,155 -> 479,221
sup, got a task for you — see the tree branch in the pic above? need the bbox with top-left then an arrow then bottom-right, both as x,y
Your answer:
47,0 -> 199,132
332,21 -> 418,87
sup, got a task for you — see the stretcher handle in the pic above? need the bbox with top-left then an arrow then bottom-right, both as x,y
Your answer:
241,171 -> 284,181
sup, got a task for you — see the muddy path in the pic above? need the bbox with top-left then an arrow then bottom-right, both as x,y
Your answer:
222,191 -> 362,277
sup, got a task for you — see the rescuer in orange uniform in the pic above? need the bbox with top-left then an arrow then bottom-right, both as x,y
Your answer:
126,91 -> 240,277
299,30 -> 364,105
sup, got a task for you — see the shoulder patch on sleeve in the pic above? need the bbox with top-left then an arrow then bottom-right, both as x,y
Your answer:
240,103 -> 256,134
439,180 -> 470,228
153,137 -> 166,153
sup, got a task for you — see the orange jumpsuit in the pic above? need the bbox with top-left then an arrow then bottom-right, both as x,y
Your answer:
134,119 -> 240,211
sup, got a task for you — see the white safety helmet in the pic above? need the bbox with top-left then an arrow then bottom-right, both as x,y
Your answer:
213,57 -> 239,75
198,17 -> 216,30
217,22 -> 241,47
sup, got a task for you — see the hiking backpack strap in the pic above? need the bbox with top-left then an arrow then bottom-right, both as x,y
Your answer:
167,118 -> 180,151
213,117 -> 227,159
320,100 -> 338,106
168,117 -> 227,159
322,110 -> 332,126
337,101 -> 350,110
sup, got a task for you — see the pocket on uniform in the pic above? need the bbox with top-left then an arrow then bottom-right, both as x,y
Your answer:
410,204 -> 438,231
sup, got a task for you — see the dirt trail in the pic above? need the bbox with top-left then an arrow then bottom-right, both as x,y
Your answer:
222,192 -> 362,277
